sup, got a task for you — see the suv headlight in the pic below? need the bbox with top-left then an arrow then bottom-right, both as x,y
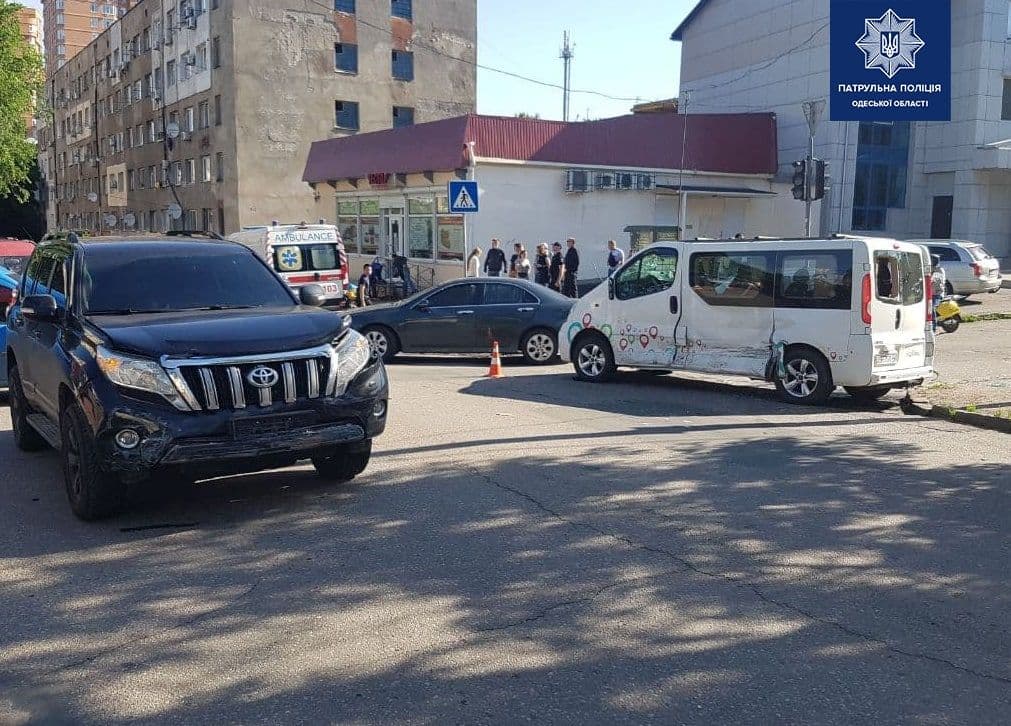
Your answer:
332,329 -> 372,395
96,346 -> 189,410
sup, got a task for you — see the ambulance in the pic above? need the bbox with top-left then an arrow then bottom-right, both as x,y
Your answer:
230,223 -> 348,306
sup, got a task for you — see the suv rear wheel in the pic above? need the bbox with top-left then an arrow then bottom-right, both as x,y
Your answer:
8,365 -> 47,452
312,440 -> 373,483
61,403 -> 123,520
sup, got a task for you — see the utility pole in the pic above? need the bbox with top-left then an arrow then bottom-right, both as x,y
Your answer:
560,31 -> 573,122
802,99 -> 825,237
676,91 -> 690,239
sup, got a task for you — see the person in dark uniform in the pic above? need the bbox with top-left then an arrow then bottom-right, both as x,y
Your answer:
484,238 -> 507,277
561,237 -> 580,298
549,242 -> 564,291
356,264 -> 372,307
534,243 -> 551,286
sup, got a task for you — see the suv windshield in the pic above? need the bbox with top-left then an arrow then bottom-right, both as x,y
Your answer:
81,244 -> 295,314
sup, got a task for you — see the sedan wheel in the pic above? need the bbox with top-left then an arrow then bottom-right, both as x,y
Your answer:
363,327 -> 398,363
521,330 -> 557,365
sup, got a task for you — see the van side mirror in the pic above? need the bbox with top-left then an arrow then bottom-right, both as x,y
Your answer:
21,294 -> 60,322
299,284 -> 326,307
607,277 -> 615,300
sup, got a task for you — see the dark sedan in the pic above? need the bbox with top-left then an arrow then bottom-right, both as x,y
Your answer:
349,278 -> 574,365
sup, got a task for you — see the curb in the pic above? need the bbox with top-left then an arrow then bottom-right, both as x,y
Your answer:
901,398 -> 1011,434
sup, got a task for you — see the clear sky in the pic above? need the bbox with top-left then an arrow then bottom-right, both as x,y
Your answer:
20,0 -> 698,120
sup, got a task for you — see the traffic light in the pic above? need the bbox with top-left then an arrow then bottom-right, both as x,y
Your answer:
791,160 -> 808,200
812,159 -> 827,201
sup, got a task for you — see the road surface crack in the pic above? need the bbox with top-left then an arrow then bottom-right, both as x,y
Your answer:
470,467 -> 1011,687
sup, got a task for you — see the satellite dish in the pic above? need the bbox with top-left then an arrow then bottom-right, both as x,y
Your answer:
87,192 -> 98,203
104,214 -> 118,228
123,212 -> 136,228
167,202 -> 183,220
166,122 -> 180,140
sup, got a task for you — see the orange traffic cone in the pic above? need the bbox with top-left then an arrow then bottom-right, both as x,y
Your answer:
487,341 -> 504,378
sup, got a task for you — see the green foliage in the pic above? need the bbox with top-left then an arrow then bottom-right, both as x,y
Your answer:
0,1 -> 44,202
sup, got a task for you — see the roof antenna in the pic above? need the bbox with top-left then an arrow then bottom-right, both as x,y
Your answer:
560,31 -> 574,122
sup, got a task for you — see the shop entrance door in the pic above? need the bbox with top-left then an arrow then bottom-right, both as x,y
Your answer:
381,207 -> 405,258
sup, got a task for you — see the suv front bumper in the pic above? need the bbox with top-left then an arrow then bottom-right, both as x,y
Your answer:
84,361 -> 388,479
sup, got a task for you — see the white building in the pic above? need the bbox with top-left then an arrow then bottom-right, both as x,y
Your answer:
304,112 -> 811,283
672,0 -> 1011,264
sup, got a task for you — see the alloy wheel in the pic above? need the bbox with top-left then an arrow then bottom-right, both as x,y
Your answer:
782,358 -> 819,398
578,344 -> 605,378
365,330 -> 389,360
525,333 -> 555,362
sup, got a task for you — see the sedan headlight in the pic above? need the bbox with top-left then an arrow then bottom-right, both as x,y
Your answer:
332,329 -> 372,395
96,346 -> 189,410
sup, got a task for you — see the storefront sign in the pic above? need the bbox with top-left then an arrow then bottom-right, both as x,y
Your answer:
830,0 -> 950,121
368,172 -> 391,188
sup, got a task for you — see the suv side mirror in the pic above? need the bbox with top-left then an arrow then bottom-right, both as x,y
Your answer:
21,294 -> 60,322
299,284 -> 326,307
607,276 -> 616,300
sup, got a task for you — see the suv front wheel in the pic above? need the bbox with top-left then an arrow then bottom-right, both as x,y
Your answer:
61,403 -> 123,520
312,440 -> 373,483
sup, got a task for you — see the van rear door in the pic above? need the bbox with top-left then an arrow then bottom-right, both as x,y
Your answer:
869,245 -> 928,373
272,241 -> 345,302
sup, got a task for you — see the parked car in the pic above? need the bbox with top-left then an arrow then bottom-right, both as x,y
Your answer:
0,265 -> 19,388
908,239 -> 1003,296
563,236 -> 935,405
4,232 -> 388,520
0,238 -> 35,278
350,278 -> 574,365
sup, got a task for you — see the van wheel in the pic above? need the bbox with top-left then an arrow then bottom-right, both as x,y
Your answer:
844,385 -> 892,402
572,335 -> 616,382
775,349 -> 833,405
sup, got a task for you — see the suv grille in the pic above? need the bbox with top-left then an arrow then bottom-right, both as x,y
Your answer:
177,357 -> 332,410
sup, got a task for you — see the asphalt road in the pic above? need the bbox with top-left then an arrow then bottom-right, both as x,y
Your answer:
1,359 -> 1009,725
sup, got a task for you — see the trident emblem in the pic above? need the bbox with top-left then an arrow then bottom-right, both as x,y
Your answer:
880,32 -> 900,58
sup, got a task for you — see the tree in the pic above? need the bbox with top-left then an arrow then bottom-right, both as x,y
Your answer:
515,112 -> 541,119
0,1 -> 44,202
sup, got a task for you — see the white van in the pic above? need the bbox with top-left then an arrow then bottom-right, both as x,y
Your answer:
229,224 -> 348,305
560,236 -> 935,404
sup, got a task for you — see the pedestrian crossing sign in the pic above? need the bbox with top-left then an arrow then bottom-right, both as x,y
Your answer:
448,180 -> 479,213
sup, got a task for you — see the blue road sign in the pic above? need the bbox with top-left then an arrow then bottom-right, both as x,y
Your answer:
448,180 -> 479,213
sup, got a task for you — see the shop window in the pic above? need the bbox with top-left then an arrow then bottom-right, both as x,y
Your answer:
776,250 -> 853,310
335,100 -> 359,130
391,0 -> 412,20
339,217 -> 359,254
335,43 -> 358,73
393,105 -> 414,127
690,252 -> 774,307
392,50 -> 414,81
437,216 -> 464,261
408,216 -> 434,259
615,249 -> 678,300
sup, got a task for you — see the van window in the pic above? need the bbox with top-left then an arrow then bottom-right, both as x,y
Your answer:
898,251 -> 924,305
273,244 -> 341,273
615,248 -> 678,300
874,255 -> 899,302
776,250 -> 852,310
690,252 -> 774,307
874,252 -> 923,305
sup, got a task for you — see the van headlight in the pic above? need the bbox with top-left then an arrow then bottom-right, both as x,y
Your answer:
332,329 -> 372,395
96,346 -> 190,409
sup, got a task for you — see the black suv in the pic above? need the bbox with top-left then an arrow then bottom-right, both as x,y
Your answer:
4,233 -> 389,519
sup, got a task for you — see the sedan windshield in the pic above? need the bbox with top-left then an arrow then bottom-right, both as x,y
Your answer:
82,245 -> 295,314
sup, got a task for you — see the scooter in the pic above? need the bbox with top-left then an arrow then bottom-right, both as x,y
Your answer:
936,297 -> 961,333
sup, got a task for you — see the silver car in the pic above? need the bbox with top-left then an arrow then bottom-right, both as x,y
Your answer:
909,239 -> 1003,296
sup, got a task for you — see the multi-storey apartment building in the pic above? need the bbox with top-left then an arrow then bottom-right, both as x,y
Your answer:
41,0 -> 132,71
673,0 -> 1011,262
17,6 -> 44,138
38,0 -> 476,236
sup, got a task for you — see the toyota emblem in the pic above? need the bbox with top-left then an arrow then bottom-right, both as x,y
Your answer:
247,366 -> 279,389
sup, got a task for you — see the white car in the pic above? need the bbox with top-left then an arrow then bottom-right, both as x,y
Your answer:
908,239 -> 1002,296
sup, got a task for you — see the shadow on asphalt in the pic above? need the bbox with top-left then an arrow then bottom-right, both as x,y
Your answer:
1,431 -> 1007,723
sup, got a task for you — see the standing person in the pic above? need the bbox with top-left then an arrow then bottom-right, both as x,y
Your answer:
930,254 -> 946,333
561,237 -> 580,298
484,238 -> 507,277
516,249 -> 531,279
509,242 -> 523,278
606,240 -> 625,277
356,264 -> 372,307
467,247 -> 482,278
549,242 -> 564,291
534,243 -> 551,286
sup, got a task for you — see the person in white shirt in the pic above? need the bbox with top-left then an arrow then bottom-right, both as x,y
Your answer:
467,247 -> 482,278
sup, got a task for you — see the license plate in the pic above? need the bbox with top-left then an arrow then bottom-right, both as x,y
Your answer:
231,412 -> 318,439
321,283 -> 340,295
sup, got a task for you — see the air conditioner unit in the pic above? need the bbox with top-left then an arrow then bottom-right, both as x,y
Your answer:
595,173 -> 615,190
617,172 -> 635,190
636,173 -> 654,190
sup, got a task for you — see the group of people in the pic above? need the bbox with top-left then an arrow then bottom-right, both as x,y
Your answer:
466,238 -> 627,298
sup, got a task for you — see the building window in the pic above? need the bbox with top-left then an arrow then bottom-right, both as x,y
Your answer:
851,121 -> 910,232
391,50 -> 414,81
216,152 -> 224,181
214,94 -> 222,125
1002,78 -> 1011,120
201,154 -> 211,181
211,36 -> 221,68
393,106 -> 414,127
335,0 -> 355,12
198,101 -> 210,128
184,106 -> 194,132
166,59 -> 176,86
335,100 -> 359,130
335,43 -> 358,73
391,0 -> 412,20
185,158 -> 196,184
